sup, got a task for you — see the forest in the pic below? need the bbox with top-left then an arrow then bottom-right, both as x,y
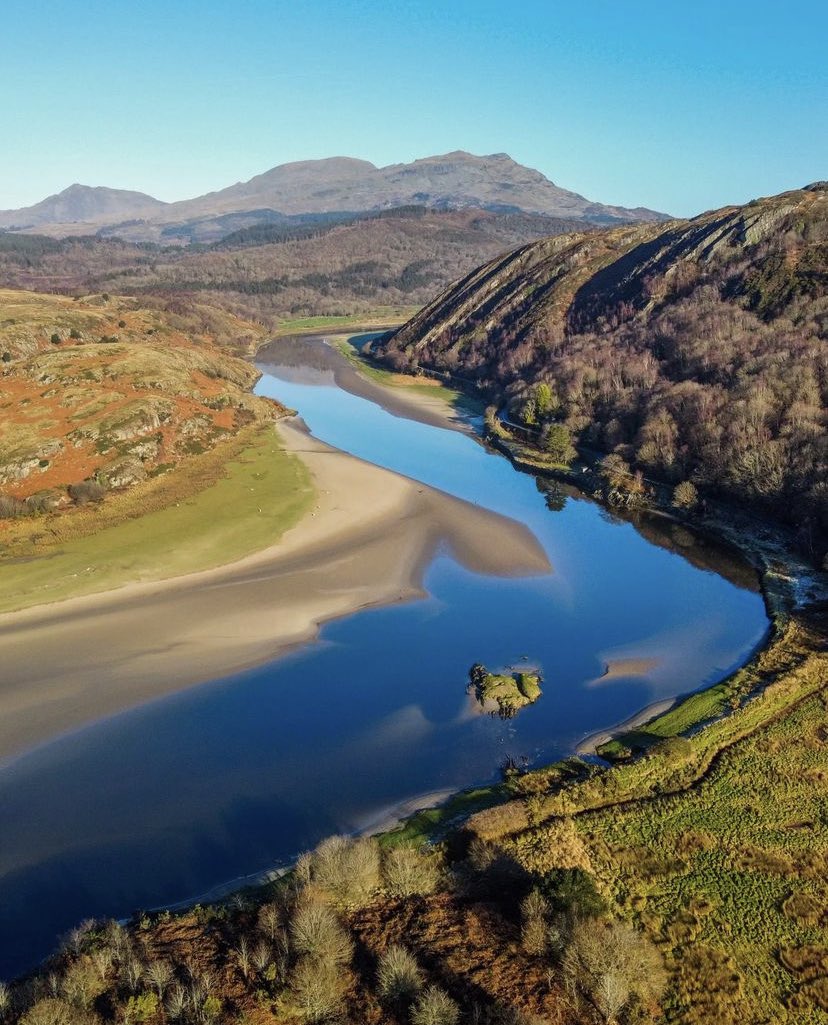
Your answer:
0,209 -> 591,329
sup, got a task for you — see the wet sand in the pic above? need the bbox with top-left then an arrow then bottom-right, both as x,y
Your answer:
0,420 -> 550,765
575,697 -> 676,756
589,656 -> 662,684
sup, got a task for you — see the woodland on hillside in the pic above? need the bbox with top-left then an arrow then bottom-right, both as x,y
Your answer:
381,188 -> 828,563
0,210 -> 591,328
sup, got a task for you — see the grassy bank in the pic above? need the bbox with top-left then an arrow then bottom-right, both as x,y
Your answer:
330,334 -> 486,418
0,425 -> 313,613
458,606 -> 828,1023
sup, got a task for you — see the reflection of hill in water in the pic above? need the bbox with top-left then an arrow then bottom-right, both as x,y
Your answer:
632,515 -> 760,593
261,340 -> 760,595
258,335 -> 344,373
535,478 -> 759,594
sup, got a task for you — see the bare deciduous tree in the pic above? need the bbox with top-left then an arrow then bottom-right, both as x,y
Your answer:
145,959 -> 172,999
562,918 -> 666,1024
290,902 -> 353,966
376,945 -> 423,1004
382,845 -> 440,897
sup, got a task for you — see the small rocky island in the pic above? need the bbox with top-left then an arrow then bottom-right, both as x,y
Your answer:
468,662 -> 543,718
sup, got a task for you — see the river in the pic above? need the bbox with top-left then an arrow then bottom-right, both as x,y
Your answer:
0,336 -> 768,979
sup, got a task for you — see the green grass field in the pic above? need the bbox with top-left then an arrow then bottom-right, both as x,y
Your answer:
0,427 -> 313,613
273,308 -> 418,337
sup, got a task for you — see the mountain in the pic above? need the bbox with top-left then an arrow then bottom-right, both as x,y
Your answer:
165,151 -> 668,224
377,184 -> 828,556
0,184 -> 167,231
0,153 -> 667,240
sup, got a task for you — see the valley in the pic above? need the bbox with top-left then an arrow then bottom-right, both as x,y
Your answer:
0,181 -> 825,1025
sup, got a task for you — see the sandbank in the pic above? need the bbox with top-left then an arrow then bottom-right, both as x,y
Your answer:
0,420 -> 549,765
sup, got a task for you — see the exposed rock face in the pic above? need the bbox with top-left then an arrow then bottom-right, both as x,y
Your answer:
0,439 -> 62,485
101,455 -> 148,489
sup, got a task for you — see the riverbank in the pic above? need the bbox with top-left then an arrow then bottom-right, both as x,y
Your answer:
256,332 -> 483,434
0,418 -> 549,765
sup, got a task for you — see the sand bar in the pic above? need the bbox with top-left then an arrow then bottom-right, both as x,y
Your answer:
0,419 -> 549,765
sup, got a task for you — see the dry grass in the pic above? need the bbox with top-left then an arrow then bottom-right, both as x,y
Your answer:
465,607 -> 828,1024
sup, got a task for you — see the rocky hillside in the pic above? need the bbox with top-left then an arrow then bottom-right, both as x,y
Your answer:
0,290 -> 283,514
0,152 -> 666,240
378,184 -> 828,558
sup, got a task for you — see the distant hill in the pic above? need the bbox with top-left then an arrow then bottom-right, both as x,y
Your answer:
0,184 -> 167,231
0,152 -> 668,240
378,184 -> 828,556
0,208 -> 601,323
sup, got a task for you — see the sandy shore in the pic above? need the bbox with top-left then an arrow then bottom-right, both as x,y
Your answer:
0,419 -> 549,765
575,696 -> 677,756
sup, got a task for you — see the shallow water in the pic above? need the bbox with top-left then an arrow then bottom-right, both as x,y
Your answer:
0,338 -> 768,977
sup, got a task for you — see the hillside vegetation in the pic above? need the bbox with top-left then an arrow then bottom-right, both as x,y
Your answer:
0,210 -> 594,329
0,289 -> 317,602
0,290 -> 283,501
378,185 -> 828,562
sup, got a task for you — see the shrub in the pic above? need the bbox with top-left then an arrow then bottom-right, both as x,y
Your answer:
68,480 -> 106,505
0,494 -> 30,519
202,995 -> 221,1023
376,945 -> 423,1004
290,902 -> 353,966
69,328 -> 82,340
520,889 -> 549,955
123,992 -> 159,1023
411,985 -> 460,1025
673,480 -> 699,510
1,351 -> 10,362
382,844 -> 440,896
50,333 -> 61,345
541,868 -> 606,919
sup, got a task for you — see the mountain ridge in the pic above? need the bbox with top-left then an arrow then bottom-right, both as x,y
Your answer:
0,152 -> 669,239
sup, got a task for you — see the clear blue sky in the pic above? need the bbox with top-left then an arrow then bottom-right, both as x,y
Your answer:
2,0 -> 826,217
